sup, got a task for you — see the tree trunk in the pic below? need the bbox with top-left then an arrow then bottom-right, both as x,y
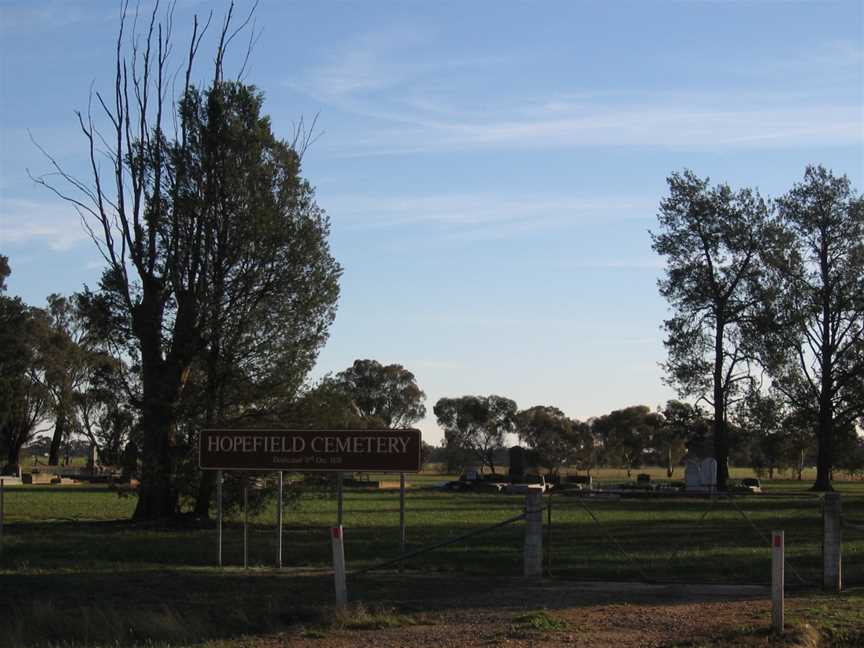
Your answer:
133,376 -> 180,519
194,470 -> 216,517
666,448 -> 673,478
811,398 -> 834,491
811,232 -> 835,492
48,413 -> 66,466
132,294 -> 183,521
713,319 -> 729,490
6,433 -> 24,470
483,450 -> 496,475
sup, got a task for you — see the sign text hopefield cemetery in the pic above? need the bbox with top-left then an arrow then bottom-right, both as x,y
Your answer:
199,429 -> 422,472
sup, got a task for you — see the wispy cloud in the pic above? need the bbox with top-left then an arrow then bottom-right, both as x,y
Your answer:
0,198 -> 89,250
290,28 -> 506,107
289,29 -> 863,156
320,103 -> 862,157
322,193 -> 656,238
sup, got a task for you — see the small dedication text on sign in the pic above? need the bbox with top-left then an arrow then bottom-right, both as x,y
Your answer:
199,428 -> 422,472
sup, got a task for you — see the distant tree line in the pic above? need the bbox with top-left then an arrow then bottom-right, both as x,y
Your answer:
429,395 -> 863,482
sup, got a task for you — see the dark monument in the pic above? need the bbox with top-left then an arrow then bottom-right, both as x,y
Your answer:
508,446 -> 525,483
120,441 -> 138,480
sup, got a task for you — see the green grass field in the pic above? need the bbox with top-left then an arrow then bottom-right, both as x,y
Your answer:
1,472 -> 863,646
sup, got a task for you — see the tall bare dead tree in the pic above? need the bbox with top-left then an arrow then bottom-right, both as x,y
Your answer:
31,1 -> 266,519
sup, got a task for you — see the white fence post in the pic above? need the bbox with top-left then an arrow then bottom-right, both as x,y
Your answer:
524,490 -> 543,578
771,530 -> 784,632
822,493 -> 842,593
331,525 -> 348,606
336,472 -> 344,527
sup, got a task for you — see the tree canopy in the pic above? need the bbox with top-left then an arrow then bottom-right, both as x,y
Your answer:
651,170 -> 771,489
755,166 -> 864,490
515,405 -> 574,474
334,359 -> 426,428
434,395 -> 517,474
33,3 -> 341,519
0,262 -> 50,471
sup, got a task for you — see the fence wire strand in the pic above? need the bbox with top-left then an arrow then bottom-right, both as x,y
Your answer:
352,505 -> 539,576
725,494 -> 814,587
662,495 -> 719,568
842,518 -> 864,533
551,492 -> 828,587
571,497 -> 656,584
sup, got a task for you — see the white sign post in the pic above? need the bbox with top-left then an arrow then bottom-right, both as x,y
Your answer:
331,525 -> 348,606
243,481 -> 249,570
276,471 -> 284,568
216,470 -> 223,567
771,530 -> 784,632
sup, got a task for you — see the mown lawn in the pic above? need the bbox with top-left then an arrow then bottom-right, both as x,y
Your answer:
2,476 -> 863,579
1,474 -> 862,646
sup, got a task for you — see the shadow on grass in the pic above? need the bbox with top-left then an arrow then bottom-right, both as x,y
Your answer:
0,570 -> 772,648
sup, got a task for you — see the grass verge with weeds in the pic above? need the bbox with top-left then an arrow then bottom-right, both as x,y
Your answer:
505,609 -> 568,640
296,602 -> 427,639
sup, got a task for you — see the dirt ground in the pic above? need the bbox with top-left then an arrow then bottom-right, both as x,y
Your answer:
220,575 -> 817,648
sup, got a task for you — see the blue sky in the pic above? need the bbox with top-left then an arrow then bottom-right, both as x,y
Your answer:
1,0 -> 862,445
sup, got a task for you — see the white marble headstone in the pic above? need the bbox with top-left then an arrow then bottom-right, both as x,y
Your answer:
684,458 -> 702,489
700,457 -> 717,488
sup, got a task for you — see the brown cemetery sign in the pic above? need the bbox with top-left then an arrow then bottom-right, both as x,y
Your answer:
199,428 -> 422,473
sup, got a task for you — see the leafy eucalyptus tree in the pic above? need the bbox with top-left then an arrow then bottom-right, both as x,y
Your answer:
657,400 -> 707,478
0,256 -> 8,292
651,170 -> 770,490
434,395 -> 517,475
334,359 -> 426,428
734,390 -> 788,480
756,166 -> 863,491
33,294 -> 117,465
515,405 -> 574,475
33,3 -> 340,519
591,405 -> 662,476
0,262 -> 50,471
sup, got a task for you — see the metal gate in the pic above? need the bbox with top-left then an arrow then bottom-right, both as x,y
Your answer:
543,490 -> 827,587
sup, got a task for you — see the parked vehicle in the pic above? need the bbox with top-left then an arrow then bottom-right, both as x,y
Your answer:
739,477 -> 762,493
504,474 -> 550,494
440,470 -> 508,492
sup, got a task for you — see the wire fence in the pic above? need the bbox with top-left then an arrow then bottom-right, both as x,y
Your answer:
542,491 -> 833,587
322,488 -> 862,588
840,499 -> 864,587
